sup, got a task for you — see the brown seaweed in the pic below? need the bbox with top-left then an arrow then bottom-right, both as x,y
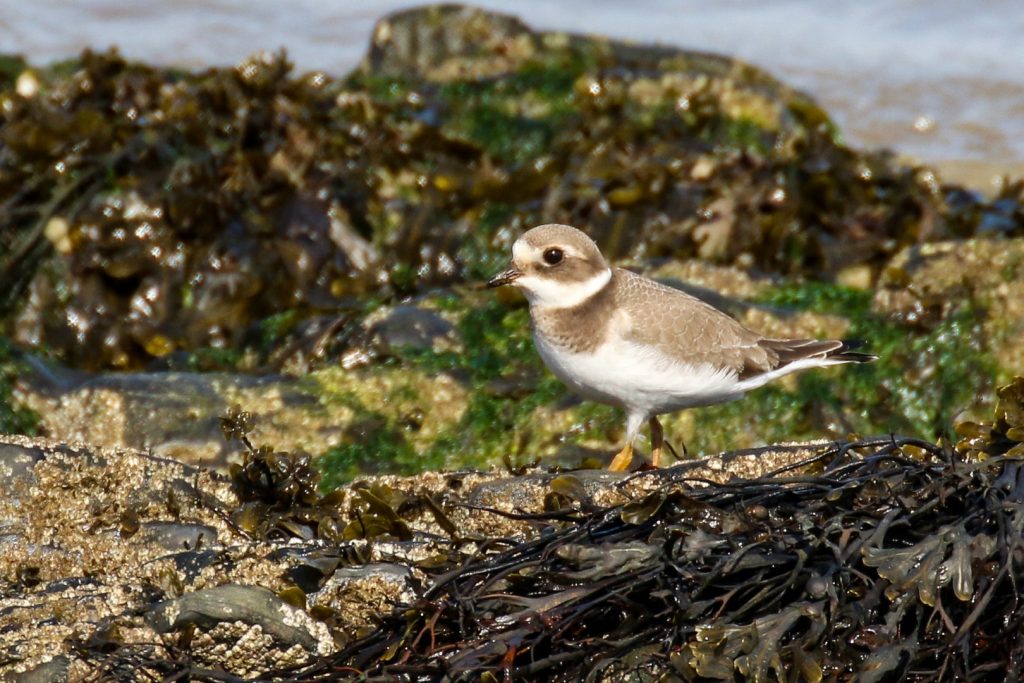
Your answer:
2,6 -> 1023,371
294,440 -> 1022,682
70,378 -> 1024,681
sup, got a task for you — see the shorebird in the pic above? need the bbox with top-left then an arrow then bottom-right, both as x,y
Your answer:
487,224 -> 876,471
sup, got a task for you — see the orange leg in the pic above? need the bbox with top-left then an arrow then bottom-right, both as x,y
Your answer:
649,417 -> 664,467
608,442 -> 634,472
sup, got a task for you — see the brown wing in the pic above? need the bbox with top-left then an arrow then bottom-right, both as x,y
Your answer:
613,269 -> 776,374
615,269 -> 877,378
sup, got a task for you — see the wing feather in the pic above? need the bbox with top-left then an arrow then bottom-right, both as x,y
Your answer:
613,269 -> 774,374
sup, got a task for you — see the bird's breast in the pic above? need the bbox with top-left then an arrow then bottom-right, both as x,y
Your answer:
531,323 -> 745,414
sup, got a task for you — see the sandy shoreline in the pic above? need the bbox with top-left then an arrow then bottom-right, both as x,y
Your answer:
919,159 -> 1024,196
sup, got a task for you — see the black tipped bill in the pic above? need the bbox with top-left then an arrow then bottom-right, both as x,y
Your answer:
487,266 -> 521,288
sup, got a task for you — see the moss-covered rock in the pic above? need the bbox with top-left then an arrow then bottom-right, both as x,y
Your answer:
4,377 -> 1024,680
875,237 -> 1024,373
0,5 -> 1018,481
2,6 -> 1022,372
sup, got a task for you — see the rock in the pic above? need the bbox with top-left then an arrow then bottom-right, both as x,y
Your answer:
146,584 -> 332,653
12,360 -> 298,467
875,237 -> 1024,372
9,656 -> 70,683
366,304 -> 459,354
137,521 -> 219,551
309,563 -> 417,639
0,432 -> 831,677
361,4 -> 536,82
0,441 -> 46,489
12,351 -> 465,469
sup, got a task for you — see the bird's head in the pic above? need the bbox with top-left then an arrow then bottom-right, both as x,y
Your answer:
487,224 -> 611,308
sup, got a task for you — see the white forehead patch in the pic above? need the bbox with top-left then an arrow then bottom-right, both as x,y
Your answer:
512,239 -> 531,265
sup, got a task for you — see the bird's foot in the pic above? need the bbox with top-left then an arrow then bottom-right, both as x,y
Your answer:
608,442 -> 635,472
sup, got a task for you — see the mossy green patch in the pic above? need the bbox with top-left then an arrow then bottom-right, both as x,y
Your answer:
709,116 -> 774,156
319,412 -> 420,489
436,62 -> 580,165
421,374 -> 566,468
0,337 -> 40,435
180,347 -> 246,372
690,281 -> 997,453
347,74 -> 414,105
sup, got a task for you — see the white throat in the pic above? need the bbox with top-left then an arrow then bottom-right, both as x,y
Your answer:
517,268 -> 612,309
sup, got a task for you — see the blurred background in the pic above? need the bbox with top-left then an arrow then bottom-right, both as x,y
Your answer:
3,0 -> 1024,190
0,1 -> 1018,479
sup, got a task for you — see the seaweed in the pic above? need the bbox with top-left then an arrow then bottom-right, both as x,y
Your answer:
72,378 -> 1024,681
292,440 -> 1022,681
220,405 -> 458,544
2,7 -> 1022,371
221,405 -> 333,540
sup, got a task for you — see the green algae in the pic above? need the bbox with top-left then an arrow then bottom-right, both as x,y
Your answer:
432,60 -> 581,164
4,7 -> 1021,371
302,272 -> 1001,483
0,337 -> 39,435
319,414 -> 419,489
689,282 -> 997,453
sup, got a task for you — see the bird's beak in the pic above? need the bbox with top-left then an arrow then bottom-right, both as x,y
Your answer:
487,264 -> 522,288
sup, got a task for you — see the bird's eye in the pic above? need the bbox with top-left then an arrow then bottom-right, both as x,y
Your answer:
542,248 -> 564,265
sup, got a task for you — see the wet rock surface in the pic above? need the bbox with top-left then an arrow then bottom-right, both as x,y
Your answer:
2,377 -> 1024,680
145,584 -> 331,653
1,6 -> 1023,679
2,4 -> 1022,372
0,432 -> 692,678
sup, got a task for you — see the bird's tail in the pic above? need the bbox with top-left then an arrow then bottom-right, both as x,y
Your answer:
760,338 -> 878,366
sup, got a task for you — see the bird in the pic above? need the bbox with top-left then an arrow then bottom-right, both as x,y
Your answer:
486,223 -> 876,471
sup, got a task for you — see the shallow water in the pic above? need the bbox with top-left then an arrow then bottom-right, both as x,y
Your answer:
2,0 -> 1023,188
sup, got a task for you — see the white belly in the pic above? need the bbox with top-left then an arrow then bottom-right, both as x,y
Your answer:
533,332 -> 743,416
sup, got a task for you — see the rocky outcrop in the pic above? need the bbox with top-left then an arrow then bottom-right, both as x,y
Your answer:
0,432 -> 832,679
3,379 -> 1024,681
0,5 -> 1020,476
